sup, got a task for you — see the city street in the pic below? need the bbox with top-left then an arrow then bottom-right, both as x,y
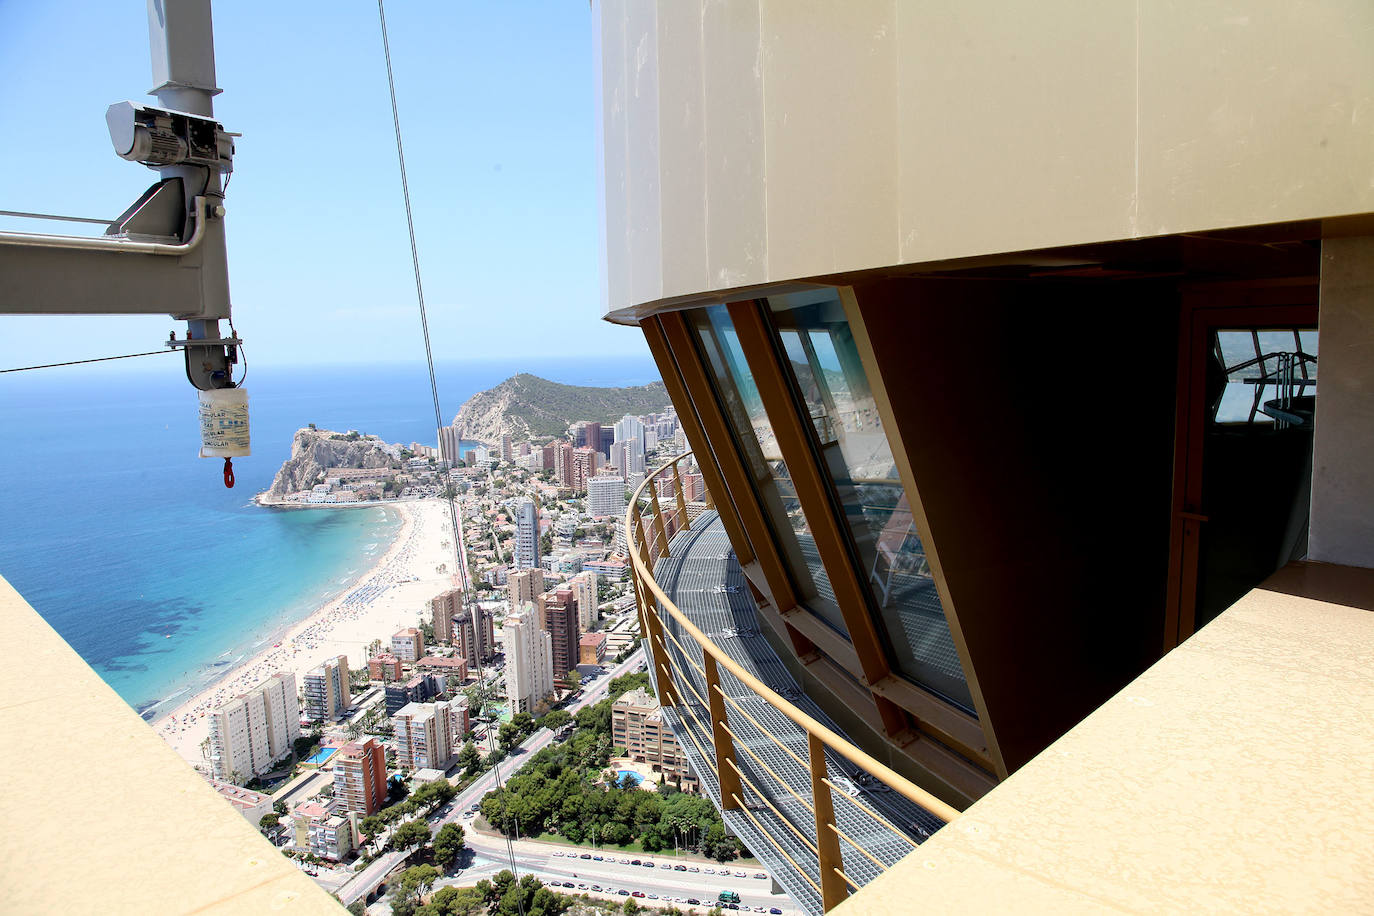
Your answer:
338,645 -> 651,907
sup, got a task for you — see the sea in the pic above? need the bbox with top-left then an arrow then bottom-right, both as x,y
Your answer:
0,355 -> 658,719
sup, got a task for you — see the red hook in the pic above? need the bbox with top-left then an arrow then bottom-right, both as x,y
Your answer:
223,457 -> 235,489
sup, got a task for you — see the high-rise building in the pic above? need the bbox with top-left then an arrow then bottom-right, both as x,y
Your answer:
390,627 -> 425,663
584,422 -> 603,458
555,442 -> 575,486
451,604 -> 494,670
207,671 -> 299,783
587,474 -> 626,519
570,570 -> 599,633
541,587 -> 581,686
333,738 -> 387,816
591,7 -> 1374,910
614,414 -> 645,447
572,446 -> 599,491
393,699 -> 468,771
430,588 -> 461,645
507,567 -> 545,613
518,441 -> 531,458
513,499 -> 540,570
303,655 -> 351,723
540,442 -> 556,471
437,425 -> 462,465
500,434 -> 512,463
502,605 -> 553,716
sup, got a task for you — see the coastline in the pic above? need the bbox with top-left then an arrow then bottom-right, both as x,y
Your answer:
154,497 -> 457,769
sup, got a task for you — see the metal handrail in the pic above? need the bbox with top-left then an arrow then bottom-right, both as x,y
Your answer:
625,450 -> 960,910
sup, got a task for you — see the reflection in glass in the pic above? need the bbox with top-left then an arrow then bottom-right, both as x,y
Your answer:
690,305 -> 850,637
768,290 -> 976,714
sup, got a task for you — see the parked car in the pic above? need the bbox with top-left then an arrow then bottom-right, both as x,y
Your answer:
580,853 -> 592,860
752,873 -> 766,880
673,864 -> 687,872
632,891 -> 646,898
686,899 -> 701,906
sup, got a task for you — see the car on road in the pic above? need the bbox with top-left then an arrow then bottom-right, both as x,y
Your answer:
686,898 -> 701,906
641,861 -> 654,868
630,859 -> 641,865
659,863 -> 672,869
769,908 -> 783,914
632,891 -> 645,898
591,885 -> 602,892
702,867 -> 714,874
673,864 -> 687,871
580,853 -> 592,859
752,873 -> 766,879
593,855 -> 603,861
577,883 -> 587,889
688,866 -> 700,873
733,870 -> 747,877
616,889 -> 629,896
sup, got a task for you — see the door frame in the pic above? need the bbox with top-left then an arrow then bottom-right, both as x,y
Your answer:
1163,285 -> 1318,651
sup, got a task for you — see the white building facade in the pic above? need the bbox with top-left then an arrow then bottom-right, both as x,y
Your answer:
502,605 -> 554,715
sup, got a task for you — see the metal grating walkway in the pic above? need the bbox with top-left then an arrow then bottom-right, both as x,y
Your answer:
651,512 -> 946,916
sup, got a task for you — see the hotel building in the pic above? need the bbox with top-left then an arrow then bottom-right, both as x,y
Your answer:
513,499 -> 540,570
207,671 -> 300,783
611,686 -> 696,793
392,699 -> 468,772
430,588 -> 462,645
569,569 -> 599,632
390,627 -> 424,663
587,474 -> 627,520
502,605 -> 554,715
332,738 -> 387,817
541,587 -> 582,686
303,655 -> 351,723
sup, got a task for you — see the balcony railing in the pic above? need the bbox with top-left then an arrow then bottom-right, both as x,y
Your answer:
625,451 -> 961,913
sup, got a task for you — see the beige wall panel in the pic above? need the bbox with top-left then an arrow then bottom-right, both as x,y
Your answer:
1311,236 -> 1374,570
896,2 -> 1137,264
702,0 -> 769,290
761,0 -> 900,280
1137,0 -> 1374,235
625,0 -> 664,306
597,0 -> 632,314
656,0 -> 711,295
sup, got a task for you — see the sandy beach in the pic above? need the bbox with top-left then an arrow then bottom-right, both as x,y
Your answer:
154,497 -> 459,768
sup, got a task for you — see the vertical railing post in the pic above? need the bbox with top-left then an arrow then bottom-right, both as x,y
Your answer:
705,653 -> 742,811
672,459 -> 689,529
631,500 -> 680,707
648,475 -> 672,558
808,733 -> 849,910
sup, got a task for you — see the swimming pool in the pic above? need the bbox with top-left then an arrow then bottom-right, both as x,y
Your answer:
615,769 -> 645,786
304,747 -> 337,766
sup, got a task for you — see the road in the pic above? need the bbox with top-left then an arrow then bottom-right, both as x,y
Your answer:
448,834 -> 798,915
337,647 -> 650,907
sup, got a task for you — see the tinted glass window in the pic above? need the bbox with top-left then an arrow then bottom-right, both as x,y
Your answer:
767,290 -> 975,714
690,305 -> 850,637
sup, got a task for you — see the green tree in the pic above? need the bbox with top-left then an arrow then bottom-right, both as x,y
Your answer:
388,819 -> 431,851
540,708 -> 571,731
359,814 -> 385,849
346,902 -> 366,916
458,740 -> 481,774
565,669 -> 581,692
272,799 -> 288,816
623,897 -> 642,916
432,822 -> 466,868
258,812 -> 280,831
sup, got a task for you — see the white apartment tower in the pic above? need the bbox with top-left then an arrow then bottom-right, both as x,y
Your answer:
392,699 -> 467,771
502,605 -> 554,715
514,499 -> 540,570
587,474 -> 627,519
508,567 -> 545,613
570,570 -> 599,633
208,671 -> 301,783
304,655 -> 351,722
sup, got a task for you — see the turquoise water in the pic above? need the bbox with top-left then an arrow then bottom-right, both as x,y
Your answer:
304,747 -> 338,766
0,357 -> 660,718
616,769 -> 645,786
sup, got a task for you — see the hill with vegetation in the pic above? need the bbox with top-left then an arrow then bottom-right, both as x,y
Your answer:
452,373 -> 669,442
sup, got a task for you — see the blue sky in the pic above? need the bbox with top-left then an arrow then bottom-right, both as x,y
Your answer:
0,1 -> 641,368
